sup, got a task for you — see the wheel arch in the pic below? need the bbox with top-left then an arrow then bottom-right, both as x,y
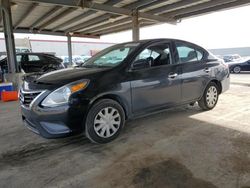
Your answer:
200,79 -> 222,100
210,79 -> 222,94
87,93 -> 130,120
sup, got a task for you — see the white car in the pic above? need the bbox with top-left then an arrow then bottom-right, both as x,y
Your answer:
16,47 -> 31,53
59,56 -> 86,67
81,55 -> 91,62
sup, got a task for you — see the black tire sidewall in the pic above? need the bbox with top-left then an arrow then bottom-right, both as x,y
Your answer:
85,99 -> 125,144
233,66 -> 241,73
203,82 -> 219,110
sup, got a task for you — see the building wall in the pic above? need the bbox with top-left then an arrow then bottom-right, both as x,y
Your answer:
2,37 -> 249,58
0,38 -> 114,56
0,38 -> 6,52
210,47 -> 250,57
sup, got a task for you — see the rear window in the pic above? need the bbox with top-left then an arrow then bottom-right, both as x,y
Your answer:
176,42 -> 204,63
28,55 -> 40,61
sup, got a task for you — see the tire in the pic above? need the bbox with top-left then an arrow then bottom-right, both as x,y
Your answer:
198,82 -> 219,111
85,99 -> 125,144
233,66 -> 241,73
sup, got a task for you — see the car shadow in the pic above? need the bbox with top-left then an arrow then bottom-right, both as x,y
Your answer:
0,104 -> 241,165
0,104 -> 249,188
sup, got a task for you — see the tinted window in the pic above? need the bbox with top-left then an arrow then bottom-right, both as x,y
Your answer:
176,42 -> 204,63
135,43 -> 172,67
16,55 -> 22,63
83,43 -> 138,68
28,55 -> 40,61
94,48 -> 130,65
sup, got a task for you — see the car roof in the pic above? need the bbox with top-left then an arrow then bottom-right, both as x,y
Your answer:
116,38 -> 208,52
119,38 -> 204,47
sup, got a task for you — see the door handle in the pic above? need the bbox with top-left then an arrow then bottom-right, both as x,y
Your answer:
204,67 -> 211,73
168,73 -> 178,79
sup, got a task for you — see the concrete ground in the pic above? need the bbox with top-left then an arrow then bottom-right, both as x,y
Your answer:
0,74 -> 249,188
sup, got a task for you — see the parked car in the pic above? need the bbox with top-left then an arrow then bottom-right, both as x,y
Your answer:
222,54 -> 242,63
0,55 -> 6,61
19,39 -> 230,143
60,56 -> 70,67
60,55 -> 86,67
81,55 -> 91,62
0,53 -> 64,73
228,58 -> 250,73
16,47 -> 31,53
72,55 -> 85,66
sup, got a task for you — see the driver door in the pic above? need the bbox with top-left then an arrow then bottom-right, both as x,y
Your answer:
130,42 -> 182,115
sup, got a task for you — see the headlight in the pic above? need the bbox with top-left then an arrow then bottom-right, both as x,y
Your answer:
41,80 -> 89,107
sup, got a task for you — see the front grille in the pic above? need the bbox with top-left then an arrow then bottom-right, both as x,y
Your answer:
19,90 -> 42,107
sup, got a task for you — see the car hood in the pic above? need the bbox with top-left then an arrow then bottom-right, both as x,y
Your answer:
25,67 -> 109,86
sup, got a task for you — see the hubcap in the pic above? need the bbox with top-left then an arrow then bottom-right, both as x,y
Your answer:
206,86 -> 218,108
94,107 -> 121,138
234,66 -> 241,73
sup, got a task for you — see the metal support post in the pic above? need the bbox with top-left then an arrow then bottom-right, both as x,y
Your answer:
67,35 -> 73,66
132,9 -> 139,41
1,0 -> 17,73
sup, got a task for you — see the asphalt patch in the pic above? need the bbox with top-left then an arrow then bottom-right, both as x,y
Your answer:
133,159 -> 217,188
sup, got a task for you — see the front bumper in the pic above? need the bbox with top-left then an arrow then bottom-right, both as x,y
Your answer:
21,105 -> 72,138
20,90 -> 88,139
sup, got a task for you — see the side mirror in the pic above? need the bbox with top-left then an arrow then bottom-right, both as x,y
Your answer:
132,59 -> 151,70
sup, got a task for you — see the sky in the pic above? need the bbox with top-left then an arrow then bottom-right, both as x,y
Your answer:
1,4 -> 250,49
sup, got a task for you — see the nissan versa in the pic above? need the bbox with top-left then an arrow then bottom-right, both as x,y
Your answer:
20,39 -> 230,143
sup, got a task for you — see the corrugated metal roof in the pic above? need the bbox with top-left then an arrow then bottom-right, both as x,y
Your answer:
0,0 -> 250,38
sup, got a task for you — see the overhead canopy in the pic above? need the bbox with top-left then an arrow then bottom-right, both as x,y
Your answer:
0,0 -> 250,38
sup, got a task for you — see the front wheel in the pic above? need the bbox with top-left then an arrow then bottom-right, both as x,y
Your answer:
198,82 -> 219,110
85,99 -> 125,144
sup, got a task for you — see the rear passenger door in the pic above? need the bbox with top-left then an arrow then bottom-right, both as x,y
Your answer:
241,60 -> 250,71
175,41 -> 210,102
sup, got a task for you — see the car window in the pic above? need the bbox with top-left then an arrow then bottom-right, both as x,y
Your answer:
16,55 -> 22,63
94,48 -> 130,65
83,43 -> 139,68
134,43 -> 172,67
176,42 -> 204,63
28,55 -> 40,61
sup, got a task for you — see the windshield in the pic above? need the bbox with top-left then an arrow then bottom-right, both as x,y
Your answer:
83,43 -> 139,68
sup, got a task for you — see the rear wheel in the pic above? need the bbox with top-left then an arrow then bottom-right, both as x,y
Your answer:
85,99 -> 125,144
198,82 -> 219,110
233,66 -> 241,73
